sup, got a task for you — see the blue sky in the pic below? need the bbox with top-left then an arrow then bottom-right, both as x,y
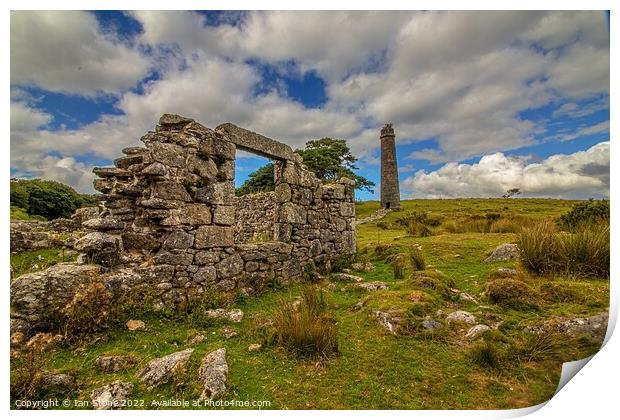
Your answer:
10,11 -> 610,199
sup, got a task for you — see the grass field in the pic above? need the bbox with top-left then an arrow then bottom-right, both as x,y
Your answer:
10,199 -> 609,410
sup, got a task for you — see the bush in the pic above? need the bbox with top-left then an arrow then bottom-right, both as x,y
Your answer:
62,282 -> 115,339
10,178 -> 96,220
273,286 -> 339,358
485,279 -> 537,309
557,224 -> 609,278
558,199 -> 610,231
392,255 -> 406,279
469,341 -> 501,369
409,248 -> 426,271
518,220 -> 559,275
11,333 -> 62,401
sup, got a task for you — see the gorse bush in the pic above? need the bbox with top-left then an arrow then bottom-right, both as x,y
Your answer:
409,247 -> 426,271
273,286 -> 339,358
558,199 -> 610,231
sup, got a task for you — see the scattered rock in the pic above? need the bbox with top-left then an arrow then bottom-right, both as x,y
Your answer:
525,312 -> 608,342
248,343 -> 262,352
40,372 -> 76,393
221,326 -> 238,339
465,324 -> 491,339
95,355 -> 138,372
420,319 -> 443,331
91,380 -> 134,410
446,310 -> 476,324
205,308 -> 244,323
198,348 -> 228,401
357,281 -> 389,291
188,334 -> 207,345
332,273 -> 363,283
137,348 -> 194,388
459,292 -> 479,304
497,267 -> 518,277
484,243 -> 519,262
126,320 -> 146,331
372,310 -> 402,335
351,262 -> 376,272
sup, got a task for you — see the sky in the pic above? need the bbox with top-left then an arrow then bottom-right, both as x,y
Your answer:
10,10 -> 610,200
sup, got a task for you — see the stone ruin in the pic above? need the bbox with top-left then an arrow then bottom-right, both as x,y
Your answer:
10,114 -> 356,321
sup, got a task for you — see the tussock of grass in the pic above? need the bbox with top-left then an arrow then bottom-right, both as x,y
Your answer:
514,333 -> 561,363
518,221 -> 609,278
392,255 -> 407,279
410,270 -> 455,299
273,286 -> 339,359
485,279 -> 537,309
409,247 -> 426,271
470,341 -> 502,369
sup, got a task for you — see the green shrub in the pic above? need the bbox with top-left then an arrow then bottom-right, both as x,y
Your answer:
557,224 -> 609,278
10,178 -> 96,220
409,247 -> 426,271
273,286 -> 339,358
485,279 -> 537,309
392,255 -> 407,279
469,341 -> 501,369
518,220 -> 559,275
558,199 -> 610,231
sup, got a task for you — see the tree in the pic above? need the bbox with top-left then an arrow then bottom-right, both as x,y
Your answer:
236,138 -> 375,195
10,178 -> 97,220
502,188 -> 521,199
235,163 -> 275,196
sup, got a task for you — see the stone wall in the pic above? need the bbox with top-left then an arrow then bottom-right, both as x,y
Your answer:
234,192 -> 276,243
69,114 -> 356,308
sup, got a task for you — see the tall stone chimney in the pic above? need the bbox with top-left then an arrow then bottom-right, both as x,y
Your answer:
380,124 -> 401,210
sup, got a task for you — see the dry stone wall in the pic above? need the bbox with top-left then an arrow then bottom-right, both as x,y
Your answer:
74,114 -> 355,308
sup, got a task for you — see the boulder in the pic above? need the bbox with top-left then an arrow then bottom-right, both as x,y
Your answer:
198,348 -> 228,401
137,348 -> 194,388
485,243 -> 519,262
357,281 -> 389,291
10,263 -> 101,323
205,309 -> 244,323
91,380 -> 134,410
332,273 -> 363,283
372,310 -> 402,335
465,324 -> 491,339
446,310 -> 476,324
95,355 -> 138,372
420,319 -> 443,331
40,372 -> 77,393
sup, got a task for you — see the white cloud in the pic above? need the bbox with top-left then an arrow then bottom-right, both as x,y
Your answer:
402,142 -> 609,199
9,11 -> 610,195
11,11 -> 150,96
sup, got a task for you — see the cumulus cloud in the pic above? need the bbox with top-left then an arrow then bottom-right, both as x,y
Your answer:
11,11 -> 150,96
9,11 -> 610,195
401,142 -> 609,199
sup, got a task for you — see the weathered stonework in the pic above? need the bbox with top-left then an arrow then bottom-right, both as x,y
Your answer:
29,114 -> 357,310
380,124 -> 401,210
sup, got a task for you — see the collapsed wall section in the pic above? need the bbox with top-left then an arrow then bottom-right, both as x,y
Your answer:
74,114 -> 356,308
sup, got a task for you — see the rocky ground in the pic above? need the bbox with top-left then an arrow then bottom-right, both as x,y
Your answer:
9,198 -> 610,409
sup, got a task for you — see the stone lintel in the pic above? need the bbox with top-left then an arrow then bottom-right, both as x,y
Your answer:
215,123 -> 297,162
